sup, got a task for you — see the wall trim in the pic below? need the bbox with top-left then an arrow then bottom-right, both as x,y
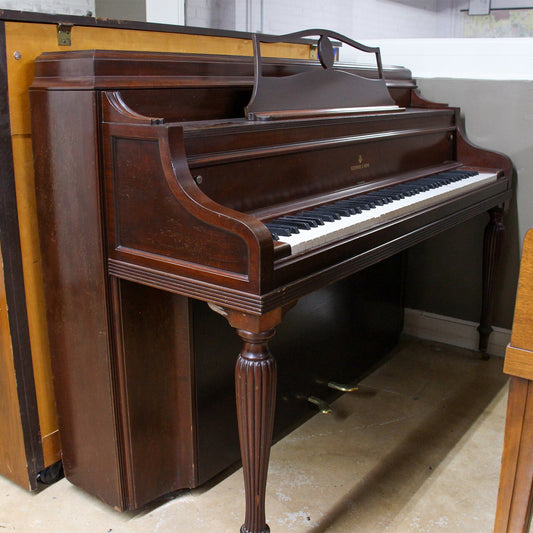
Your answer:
404,308 -> 511,357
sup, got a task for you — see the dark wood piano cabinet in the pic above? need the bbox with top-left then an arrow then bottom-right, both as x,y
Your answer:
30,42 -> 512,532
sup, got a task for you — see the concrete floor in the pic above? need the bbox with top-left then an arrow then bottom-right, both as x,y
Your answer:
0,336 -> 513,532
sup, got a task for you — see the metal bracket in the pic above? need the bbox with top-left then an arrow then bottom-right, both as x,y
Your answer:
57,24 -> 72,46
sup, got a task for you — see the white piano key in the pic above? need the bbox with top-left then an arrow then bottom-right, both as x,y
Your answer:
277,171 -> 498,255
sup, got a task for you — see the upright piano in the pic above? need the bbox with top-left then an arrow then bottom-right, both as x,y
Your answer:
30,30 -> 511,532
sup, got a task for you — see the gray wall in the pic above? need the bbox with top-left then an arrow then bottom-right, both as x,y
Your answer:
406,79 -> 533,329
95,0 -> 145,21
0,0 -> 93,14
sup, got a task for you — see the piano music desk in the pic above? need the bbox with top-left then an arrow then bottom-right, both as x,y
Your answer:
495,229 -> 533,533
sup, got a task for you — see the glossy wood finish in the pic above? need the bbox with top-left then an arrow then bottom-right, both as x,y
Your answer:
495,229 -> 533,533
30,49 -> 512,530
31,72 -> 404,509
236,329 -> 277,533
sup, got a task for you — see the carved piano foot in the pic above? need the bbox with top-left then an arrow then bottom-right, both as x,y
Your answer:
478,207 -> 505,360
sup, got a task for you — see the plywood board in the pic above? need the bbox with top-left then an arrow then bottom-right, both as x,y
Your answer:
0,241 -> 30,488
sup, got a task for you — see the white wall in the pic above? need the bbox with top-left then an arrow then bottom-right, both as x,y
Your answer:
261,0 -> 440,38
0,0 -> 93,15
344,38 -> 533,80
146,0 -> 184,24
185,0 -> 445,37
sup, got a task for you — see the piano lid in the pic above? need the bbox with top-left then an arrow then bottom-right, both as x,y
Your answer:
245,29 -> 403,121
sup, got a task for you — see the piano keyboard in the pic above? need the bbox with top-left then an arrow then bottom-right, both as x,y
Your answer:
266,169 -> 498,255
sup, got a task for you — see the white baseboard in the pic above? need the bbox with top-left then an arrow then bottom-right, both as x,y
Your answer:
403,308 -> 511,357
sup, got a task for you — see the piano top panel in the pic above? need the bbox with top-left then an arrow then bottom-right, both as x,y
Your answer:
31,50 -> 416,109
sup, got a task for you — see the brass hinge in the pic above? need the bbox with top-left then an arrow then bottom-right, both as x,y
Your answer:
57,24 -> 72,46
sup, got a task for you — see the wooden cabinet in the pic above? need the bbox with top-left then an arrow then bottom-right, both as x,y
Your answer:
495,229 -> 533,532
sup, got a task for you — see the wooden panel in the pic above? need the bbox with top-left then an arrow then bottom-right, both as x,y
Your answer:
509,230 -> 533,352
495,378 -> 533,532
0,241 -> 29,488
115,280 -> 197,508
495,229 -> 533,532
32,88 -> 126,509
505,346 -> 533,381
10,135 -> 59,466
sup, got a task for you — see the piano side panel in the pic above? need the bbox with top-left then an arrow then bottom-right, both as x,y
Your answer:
32,88 -> 208,511
113,279 -> 197,506
31,89 -> 126,507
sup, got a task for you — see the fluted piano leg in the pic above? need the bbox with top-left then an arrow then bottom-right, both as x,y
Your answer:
208,304 -> 288,533
478,207 -> 505,359
235,328 -> 277,533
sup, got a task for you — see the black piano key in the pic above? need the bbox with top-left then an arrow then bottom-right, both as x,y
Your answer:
320,207 -> 349,219
345,198 -> 376,209
366,193 -> 393,203
328,205 -> 357,216
309,208 -> 342,220
332,201 -> 363,214
265,224 -> 295,236
360,195 -> 386,205
388,192 -> 405,200
291,214 -> 326,225
268,222 -> 301,234
394,185 -> 417,196
277,217 -> 313,230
